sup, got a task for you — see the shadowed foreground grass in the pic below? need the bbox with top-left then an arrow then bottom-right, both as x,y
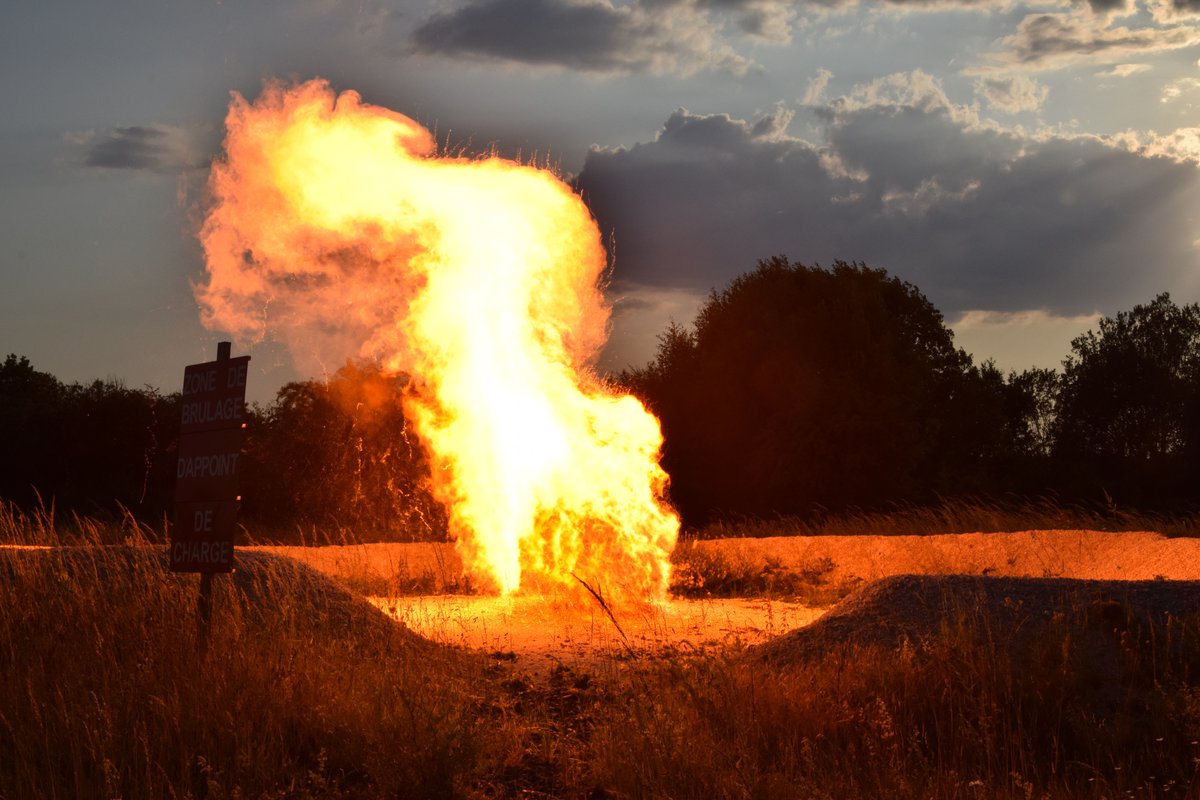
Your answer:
0,545 -> 500,797
3,506 -> 1200,798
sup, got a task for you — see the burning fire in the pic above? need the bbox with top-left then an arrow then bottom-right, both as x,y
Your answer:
197,79 -> 678,602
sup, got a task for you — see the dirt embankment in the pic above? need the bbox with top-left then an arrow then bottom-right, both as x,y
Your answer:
0,545 -> 416,645
683,529 -> 1200,584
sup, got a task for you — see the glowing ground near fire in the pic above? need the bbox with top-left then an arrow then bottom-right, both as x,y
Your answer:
374,596 -> 824,671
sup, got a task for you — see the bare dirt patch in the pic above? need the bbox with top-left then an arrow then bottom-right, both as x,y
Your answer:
372,595 -> 824,674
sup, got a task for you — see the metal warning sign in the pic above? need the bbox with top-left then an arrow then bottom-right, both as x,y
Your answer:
171,345 -> 249,572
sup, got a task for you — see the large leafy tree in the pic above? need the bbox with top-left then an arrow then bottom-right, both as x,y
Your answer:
1053,293 -> 1200,505
625,257 -> 993,523
1055,293 -> 1200,460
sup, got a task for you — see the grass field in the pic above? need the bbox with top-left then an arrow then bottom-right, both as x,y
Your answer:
4,503 -> 1200,798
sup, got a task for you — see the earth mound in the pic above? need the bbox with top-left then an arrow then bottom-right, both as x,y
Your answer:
754,574 -> 1200,668
0,545 -> 425,646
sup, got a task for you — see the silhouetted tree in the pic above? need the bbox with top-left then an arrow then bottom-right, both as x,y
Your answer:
935,362 -> 1065,497
58,379 -> 177,519
0,355 -> 179,521
0,355 -> 67,509
1007,367 -> 1059,458
1053,293 -> 1200,506
625,257 -> 989,523
0,354 -> 446,539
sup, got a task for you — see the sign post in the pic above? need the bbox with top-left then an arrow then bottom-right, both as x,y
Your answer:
172,341 -> 250,650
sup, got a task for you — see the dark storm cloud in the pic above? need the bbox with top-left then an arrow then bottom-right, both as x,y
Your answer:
1084,0 -> 1130,13
1157,0 -> 1200,17
409,0 -> 1200,77
411,0 -> 753,75
84,126 -> 171,170
413,0 -> 636,69
80,125 -> 197,173
983,11 -> 1200,69
575,74 -> 1200,319
699,0 -> 796,40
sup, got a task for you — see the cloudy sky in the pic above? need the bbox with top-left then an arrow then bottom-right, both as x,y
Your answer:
2,0 -> 1199,401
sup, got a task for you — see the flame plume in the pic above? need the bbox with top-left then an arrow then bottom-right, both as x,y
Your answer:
197,80 -> 678,602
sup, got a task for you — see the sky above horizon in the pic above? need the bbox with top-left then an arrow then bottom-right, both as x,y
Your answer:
2,0 -> 1199,402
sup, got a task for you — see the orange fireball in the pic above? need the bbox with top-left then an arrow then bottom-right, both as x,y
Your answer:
197,79 -> 678,602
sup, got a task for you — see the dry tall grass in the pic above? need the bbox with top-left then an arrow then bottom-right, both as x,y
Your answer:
586,610 -> 1200,799
0,507 -> 514,799
4,504 -> 1200,798
670,543 -> 850,604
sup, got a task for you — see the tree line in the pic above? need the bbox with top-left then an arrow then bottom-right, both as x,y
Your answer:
4,255 -> 1200,537
622,257 -> 1200,525
0,357 -> 446,539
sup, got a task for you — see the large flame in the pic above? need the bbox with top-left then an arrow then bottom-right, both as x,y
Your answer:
197,79 -> 677,602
